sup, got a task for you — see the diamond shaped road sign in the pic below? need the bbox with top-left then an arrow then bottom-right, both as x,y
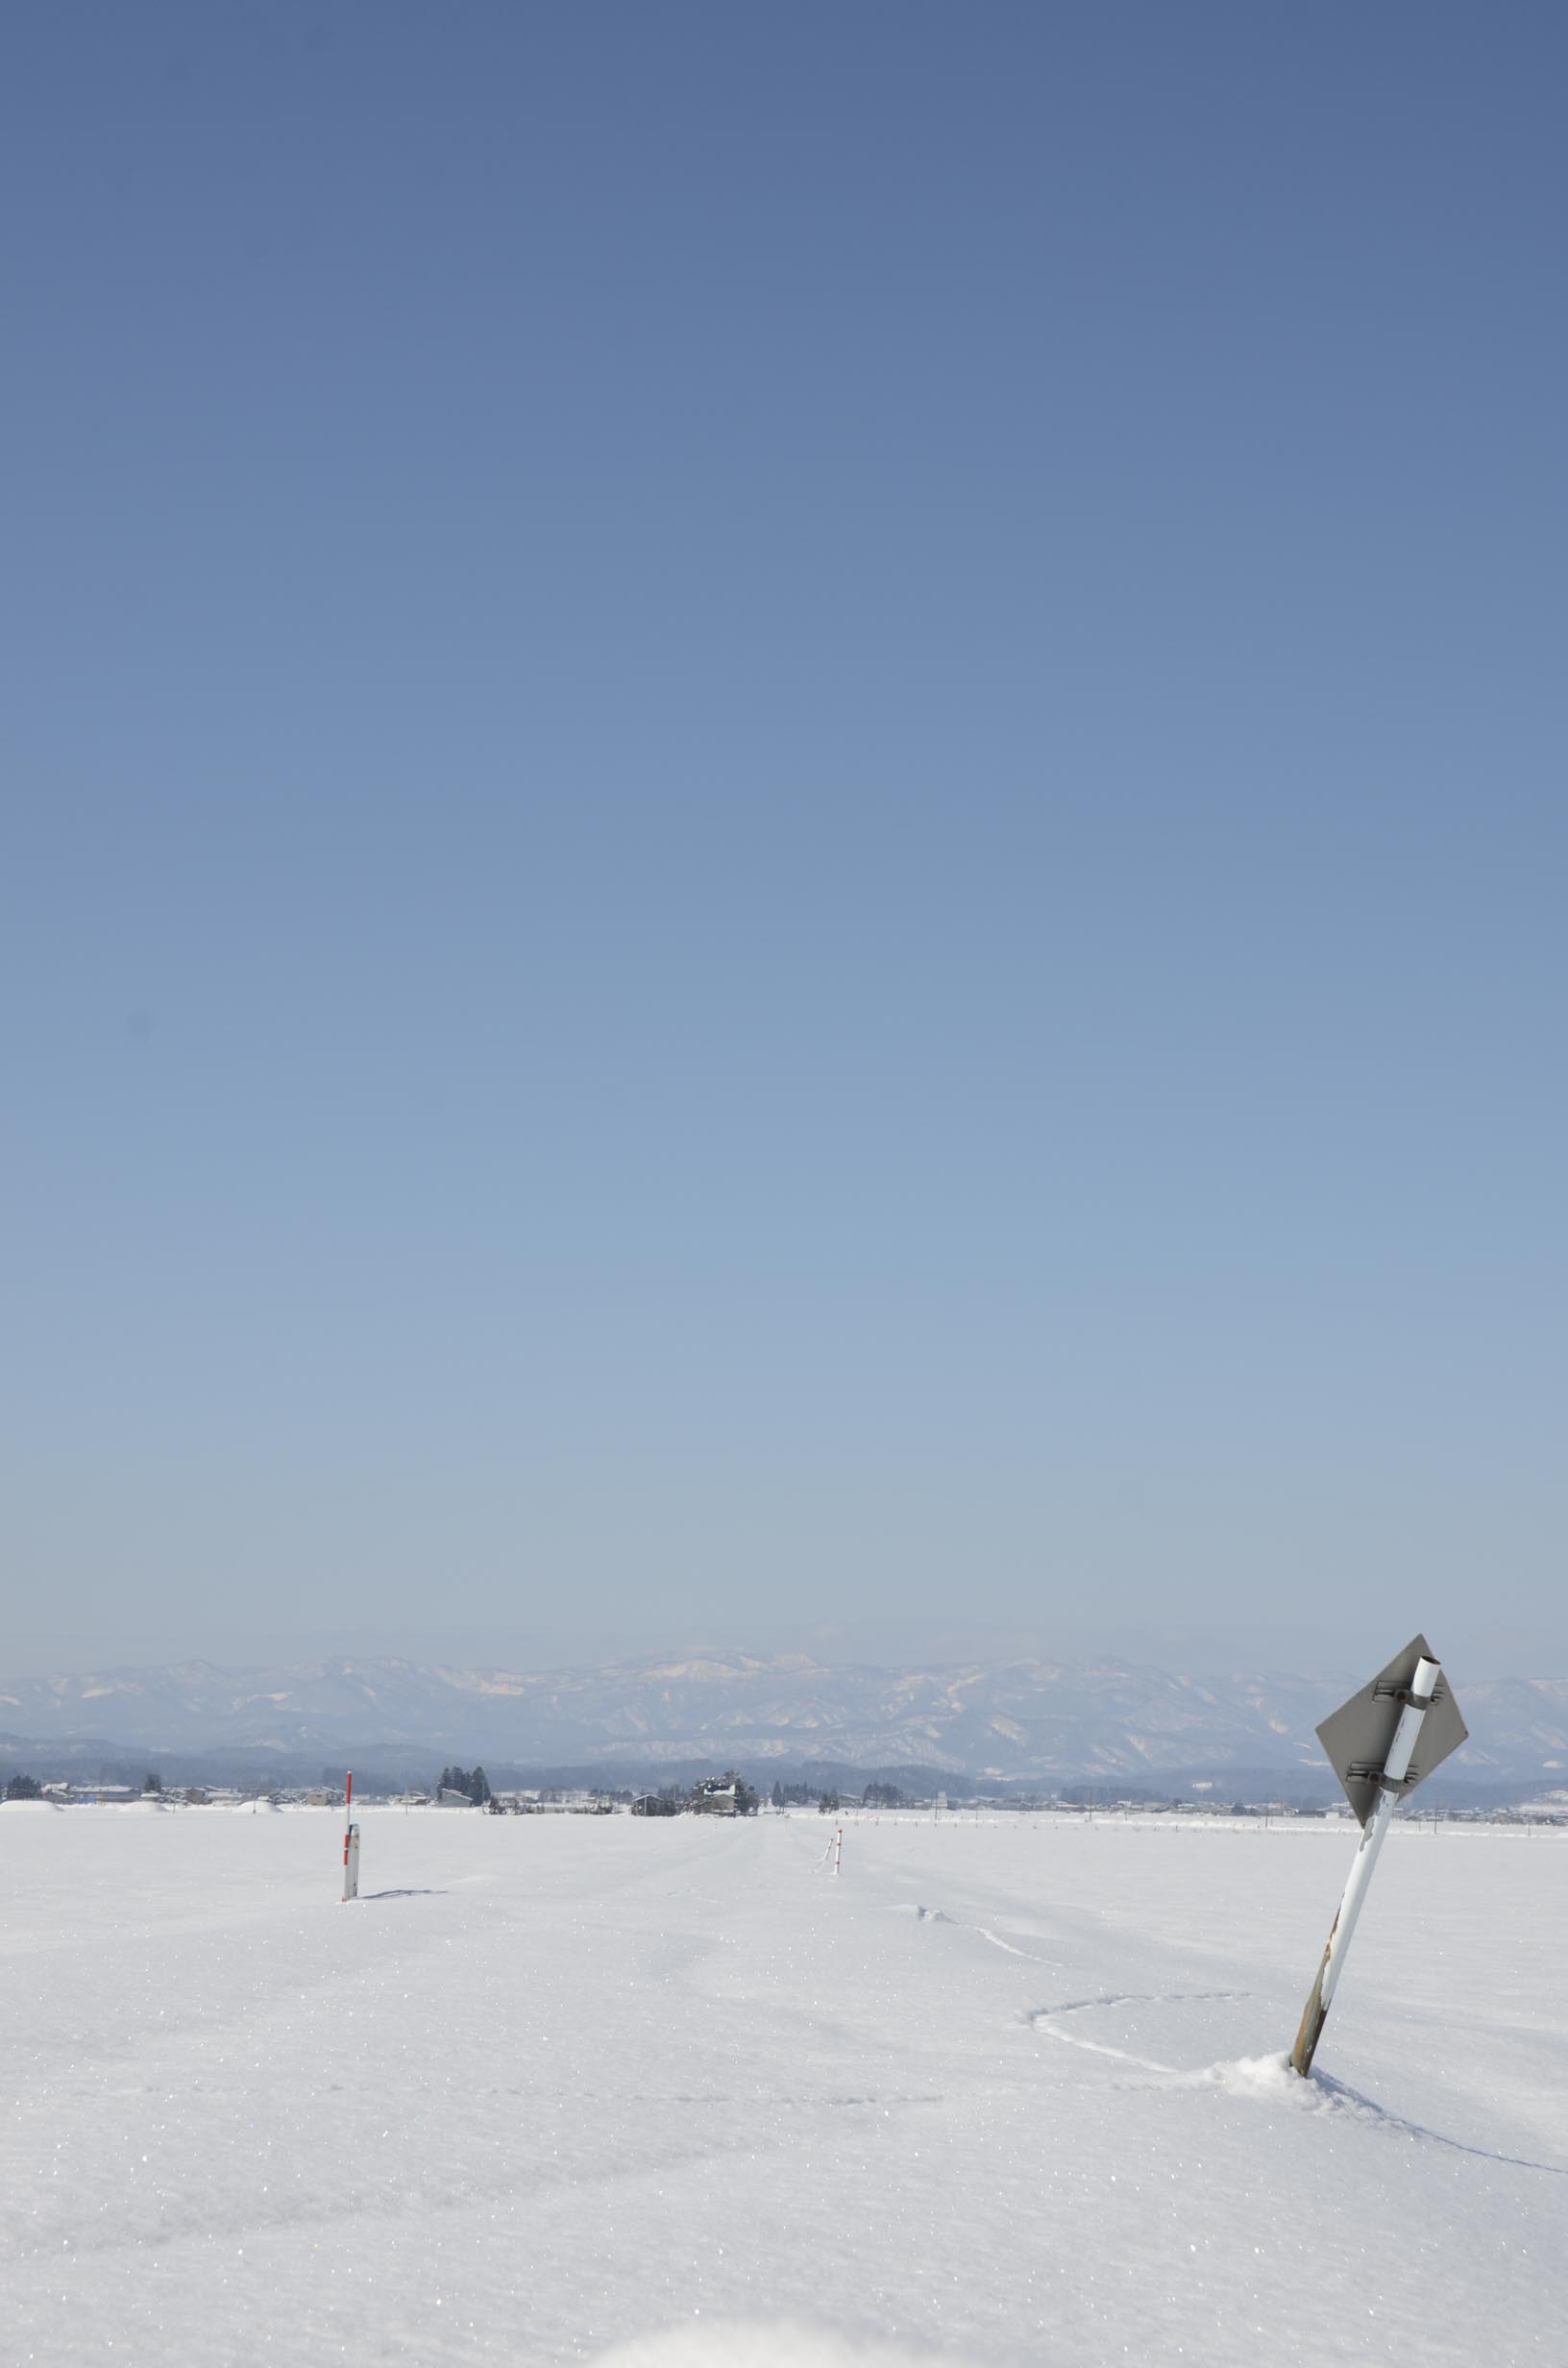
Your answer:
1315,1632 -> 1468,1826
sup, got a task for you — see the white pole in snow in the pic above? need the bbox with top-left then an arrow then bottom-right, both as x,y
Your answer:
833,1823 -> 843,1876
341,1770 -> 359,1902
1290,1656 -> 1438,2076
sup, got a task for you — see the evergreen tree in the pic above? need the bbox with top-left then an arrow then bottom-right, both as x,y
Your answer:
468,1766 -> 492,1806
5,1772 -> 42,1800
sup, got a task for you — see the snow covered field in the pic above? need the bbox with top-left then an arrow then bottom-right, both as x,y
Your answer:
4,1805 -> 1564,2366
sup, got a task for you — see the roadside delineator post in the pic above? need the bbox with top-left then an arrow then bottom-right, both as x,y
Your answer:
834,1823 -> 843,1876
1290,1634 -> 1467,2077
341,1770 -> 359,1903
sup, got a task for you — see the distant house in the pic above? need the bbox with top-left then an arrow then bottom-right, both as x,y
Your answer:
514,1789 -> 615,1814
689,1769 -> 756,1816
631,1793 -> 681,1817
436,1788 -> 475,1807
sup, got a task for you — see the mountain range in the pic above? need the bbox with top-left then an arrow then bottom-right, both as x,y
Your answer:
3,1649 -> 1566,1794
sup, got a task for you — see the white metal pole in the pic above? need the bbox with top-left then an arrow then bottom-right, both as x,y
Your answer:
1290,1656 -> 1438,2075
341,1770 -> 357,1902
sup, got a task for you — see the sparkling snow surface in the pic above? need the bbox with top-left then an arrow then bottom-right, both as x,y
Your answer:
4,1808 -> 1565,2365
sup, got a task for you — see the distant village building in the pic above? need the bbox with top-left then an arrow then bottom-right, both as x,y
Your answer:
512,1790 -> 615,1814
688,1770 -> 758,1815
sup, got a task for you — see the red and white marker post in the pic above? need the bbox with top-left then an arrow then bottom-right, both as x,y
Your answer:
341,1770 -> 360,1902
833,1823 -> 843,1876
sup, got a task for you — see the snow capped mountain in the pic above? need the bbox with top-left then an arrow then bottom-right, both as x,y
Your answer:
1,1649 -> 1562,1784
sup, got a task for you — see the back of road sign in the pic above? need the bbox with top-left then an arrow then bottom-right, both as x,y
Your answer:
1315,1631 -> 1468,1826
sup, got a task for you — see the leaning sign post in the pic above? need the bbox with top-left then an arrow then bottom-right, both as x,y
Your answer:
1290,1633 -> 1467,2076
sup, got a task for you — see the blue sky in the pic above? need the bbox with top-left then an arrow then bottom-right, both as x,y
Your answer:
2,3 -> 1563,1677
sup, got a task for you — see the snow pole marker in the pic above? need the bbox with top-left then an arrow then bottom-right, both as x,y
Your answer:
341,1770 -> 359,1902
1289,1636 -> 1467,2077
833,1823 -> 843,1876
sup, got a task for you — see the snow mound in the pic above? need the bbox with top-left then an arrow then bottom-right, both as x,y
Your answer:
0,1796 -> 61,1812
588,2325 -> 976,2366
1177,2053 -> 1411,2130
1181,2051 -> 1296,2099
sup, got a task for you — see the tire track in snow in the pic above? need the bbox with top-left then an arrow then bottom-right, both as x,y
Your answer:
1027,1991 -> 1253,2075
1188,2058 -> 1568,2177
1028,2010 -> 1568,2178
897,1903 -> 1061,1967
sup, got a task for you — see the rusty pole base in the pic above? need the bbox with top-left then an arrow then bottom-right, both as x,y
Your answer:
1291,1961 -> 1330,2076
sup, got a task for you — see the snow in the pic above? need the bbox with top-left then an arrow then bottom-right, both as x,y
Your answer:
590,2325 -> 970,2364
3,1810 -> 1565,2365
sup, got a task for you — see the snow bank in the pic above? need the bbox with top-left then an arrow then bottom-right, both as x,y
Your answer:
0,1796 -> 61,1812
589,2323 -> 975,2366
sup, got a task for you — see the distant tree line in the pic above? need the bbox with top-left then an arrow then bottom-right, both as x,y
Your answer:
436,1765 -> 492,1805
5,1772 -> 43,1800
766,1780 -> 905,1811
